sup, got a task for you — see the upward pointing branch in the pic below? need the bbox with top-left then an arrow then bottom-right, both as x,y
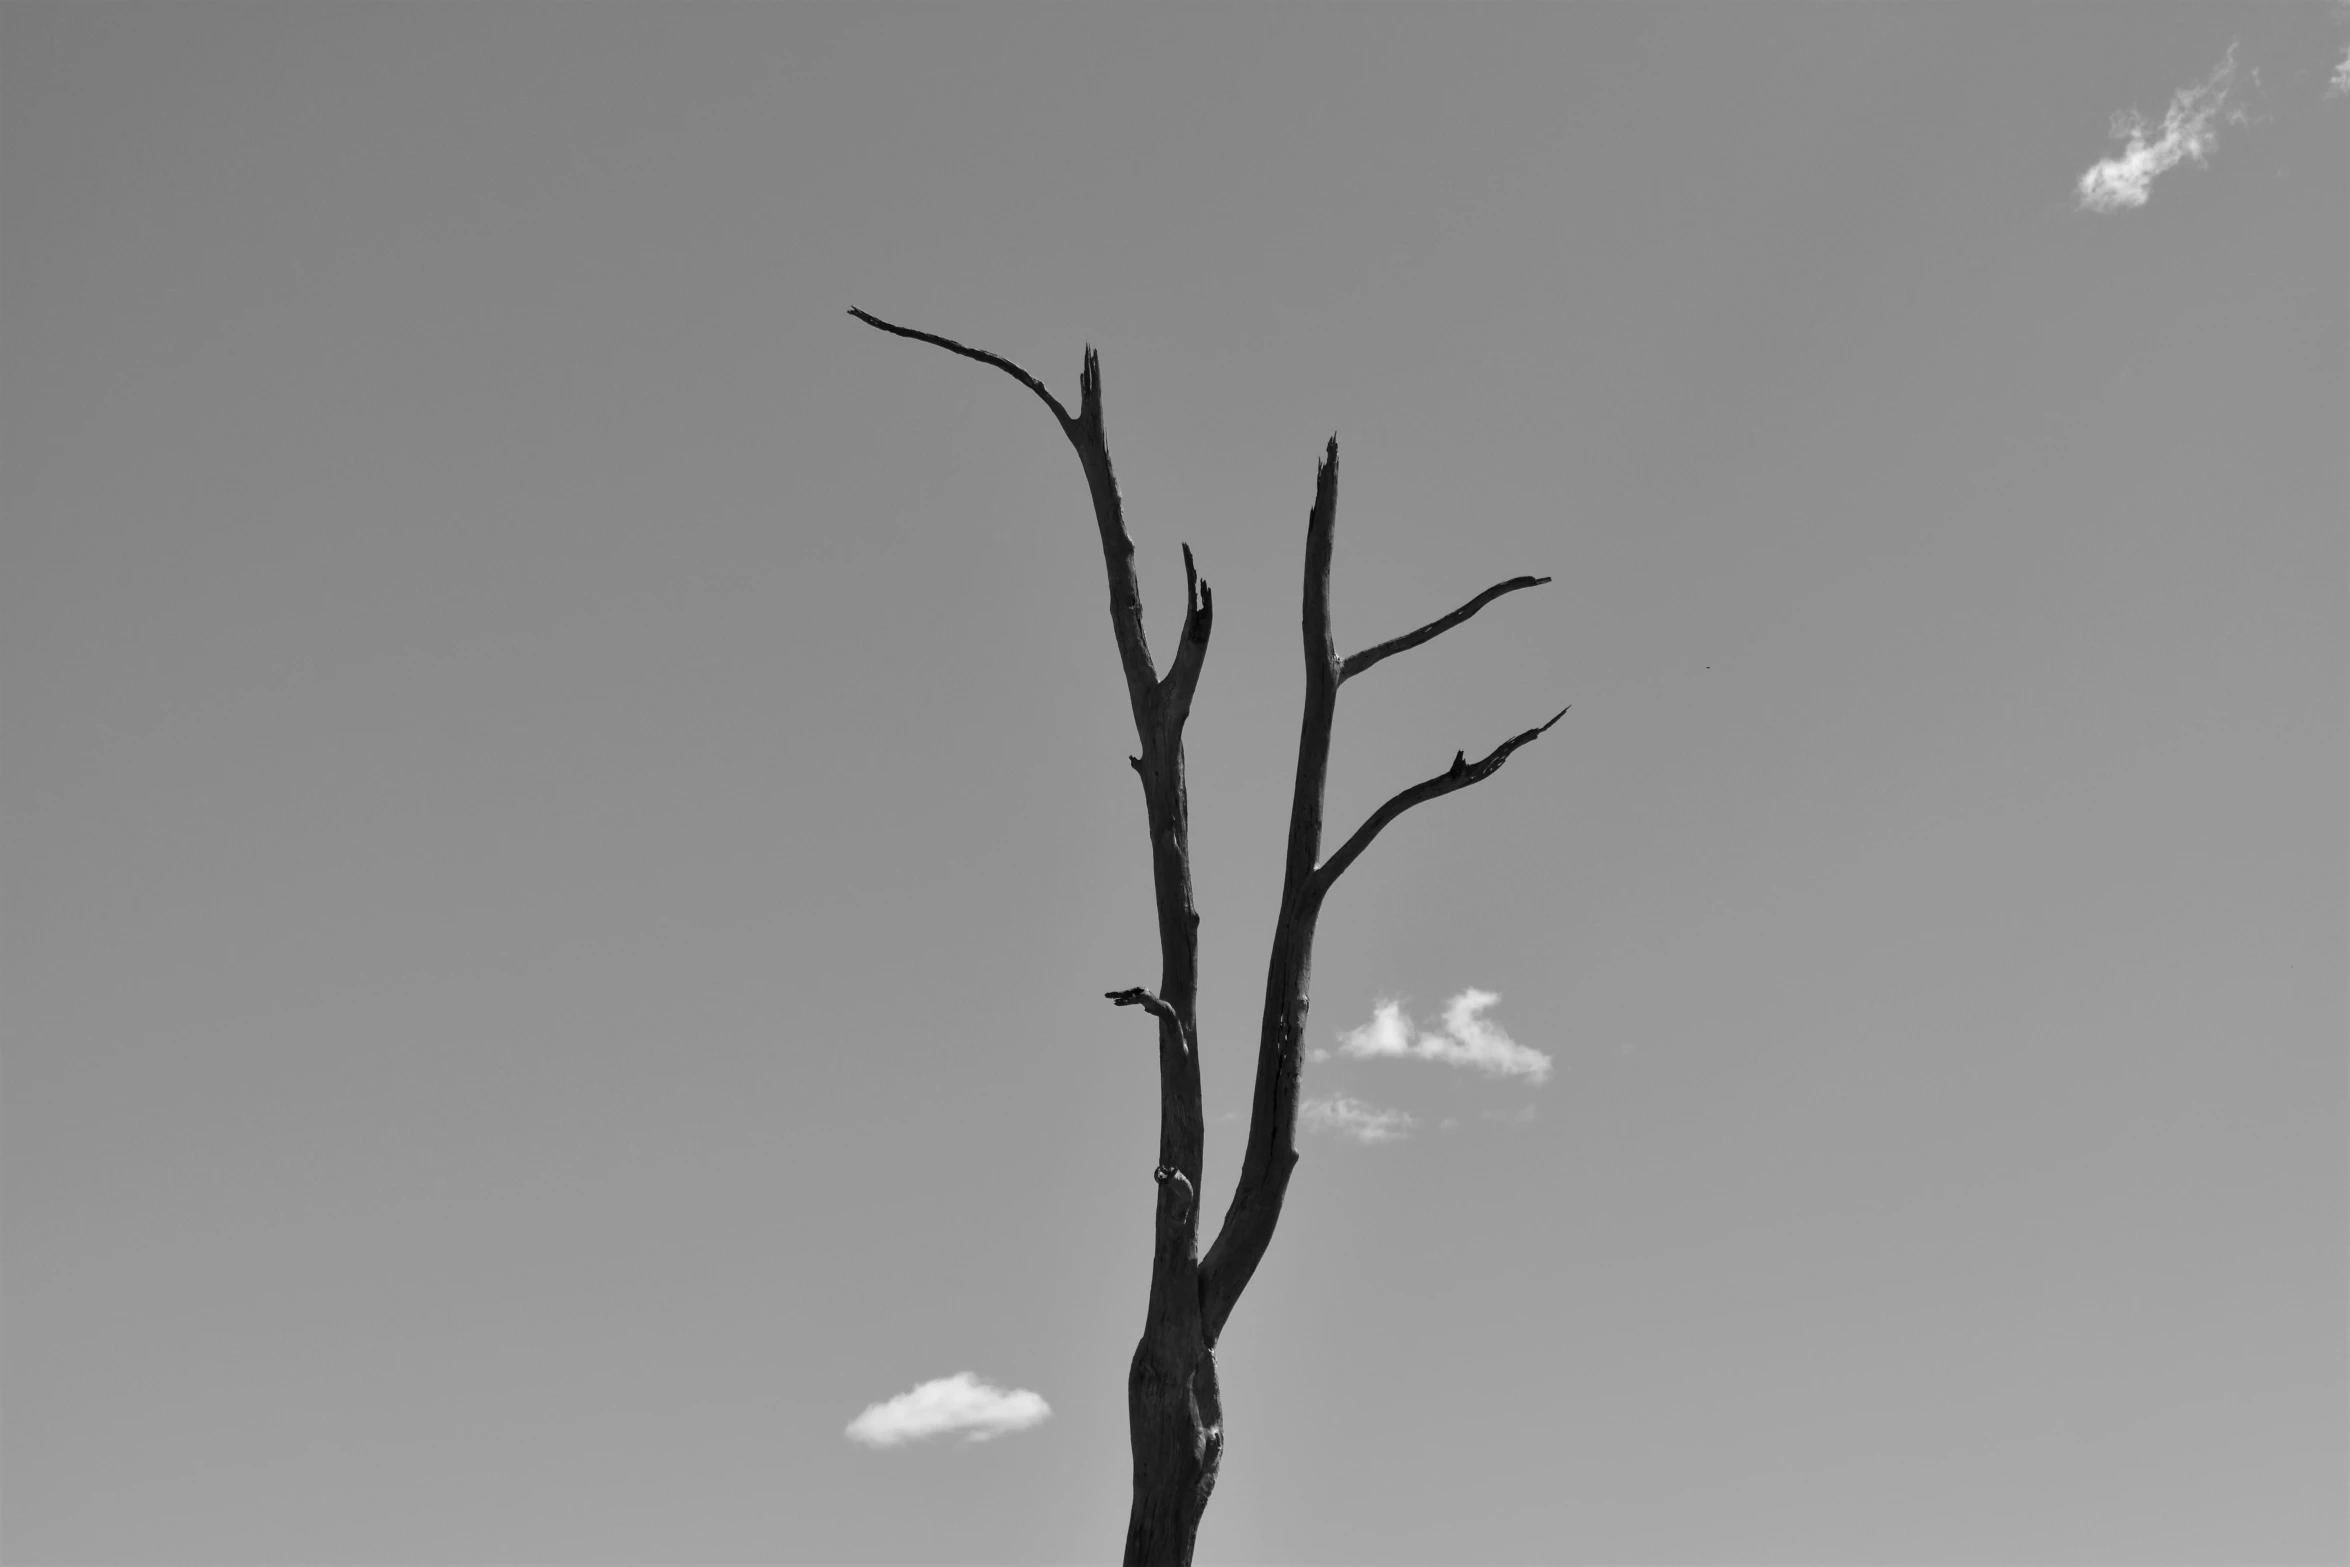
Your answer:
1342,575 -> 1551,682
1308,705 -> 1569,901
1159,542 -> 1213,736
1198,438 -> 1342,1346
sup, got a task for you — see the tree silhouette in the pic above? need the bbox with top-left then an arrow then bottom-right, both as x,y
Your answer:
852,309 -> 1564,1566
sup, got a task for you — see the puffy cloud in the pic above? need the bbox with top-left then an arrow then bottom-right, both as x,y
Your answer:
1331,990 -> 1552,1083
845,1373 -> 1050,1448
1300,1093 -> 1417,1143
2078,45 -> 2242,212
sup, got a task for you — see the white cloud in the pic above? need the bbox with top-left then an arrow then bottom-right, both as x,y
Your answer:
1300,1093 -> 1417,1143
845,1372 -> 1051,1448
2332,42 -> 2350,97
2078,45 -> 2241,212
1332,990 -> 1552,1083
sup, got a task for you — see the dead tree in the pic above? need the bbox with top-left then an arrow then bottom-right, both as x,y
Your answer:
851,309 -> 1564,1566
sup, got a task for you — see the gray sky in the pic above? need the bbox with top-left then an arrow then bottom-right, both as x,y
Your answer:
5,5 -> 2344,1563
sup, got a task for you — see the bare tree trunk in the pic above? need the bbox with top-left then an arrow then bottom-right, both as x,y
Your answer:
852,310 -> 1560,1567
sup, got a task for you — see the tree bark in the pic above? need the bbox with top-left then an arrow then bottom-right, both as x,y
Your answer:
851,310 -> 1559,1566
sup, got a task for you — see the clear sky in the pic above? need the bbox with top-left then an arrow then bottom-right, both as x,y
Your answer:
5,5 -> 2344,1563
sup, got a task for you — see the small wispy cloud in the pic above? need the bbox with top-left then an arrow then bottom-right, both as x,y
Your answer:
2078,44 -> 2243,212
845,1373 -> 1050,1448
1301,1093 -> 1417,1144
1324,990 -> 1552,1083
2332,42 -> 2350,97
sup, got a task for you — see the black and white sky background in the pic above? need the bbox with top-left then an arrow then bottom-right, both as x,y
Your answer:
6,5 -> 2346,1562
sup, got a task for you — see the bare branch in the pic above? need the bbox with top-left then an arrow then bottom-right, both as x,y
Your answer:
1182,542 -> 1214,648
1340,575 -> 1551,683
1279,438 -> 1343,894
851,307 -> 1160,732
1198,439 -> 1341,1347
1308,705 -> 1569,899
1158,542 -> 1214,726
847,308 -> 1074,430
1107,987 -> 1179,1024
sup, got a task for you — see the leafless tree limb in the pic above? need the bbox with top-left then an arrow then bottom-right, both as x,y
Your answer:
850,307 -> 1166,719
1198,439 -> 1343,1347
1341,575 -> 1551,683
846,307 -> 1074,430
1309,705 -> 1569,901
1107,987 -> 1180,1026
1159,542 -> 1213,733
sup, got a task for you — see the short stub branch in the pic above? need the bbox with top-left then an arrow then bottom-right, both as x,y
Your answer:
1182,544 -> 1213,646
1159,543 -> 1213,731
1107,987 -> 1179,1025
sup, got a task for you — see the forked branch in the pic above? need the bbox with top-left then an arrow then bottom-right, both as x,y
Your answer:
1308,704 -> 1569,900
857,317 -> 1214,1541
1341,575 -> 1552,682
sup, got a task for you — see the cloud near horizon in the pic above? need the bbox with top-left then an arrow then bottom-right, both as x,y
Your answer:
1300,1093 -> 1417,1143
2078,45 -> 2243,212
1322,990 -> 1552,1083
845,1373 -> 1050,1448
